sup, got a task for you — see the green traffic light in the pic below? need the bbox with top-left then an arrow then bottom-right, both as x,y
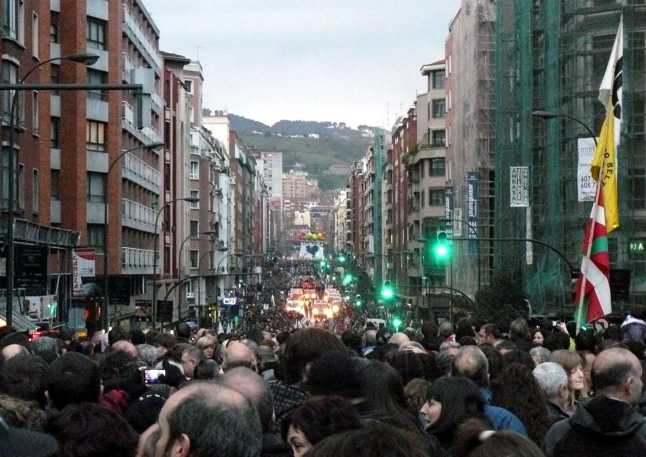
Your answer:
392,317 -> 403,331
338,255 -> 347,263
355,300 -> 362,307
380,282 -> 395,300
433,242 -> 450,259
342,273 -> 354,286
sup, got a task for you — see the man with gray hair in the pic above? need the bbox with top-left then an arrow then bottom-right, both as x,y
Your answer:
530,346 -> 551,366
30,336 -> 60,363
362,329 -> 377,356
532,362 -> 569,424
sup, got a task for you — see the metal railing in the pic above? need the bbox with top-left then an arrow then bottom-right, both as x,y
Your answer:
121,198 -> 158,233
121,247 -> 155,273
122,153 -> 160,193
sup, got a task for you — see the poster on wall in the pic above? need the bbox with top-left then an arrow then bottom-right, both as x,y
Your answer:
510,166 -> 530,208
72,249 -> 96,297
467,173 -> 479,240
577,138 -> 596,202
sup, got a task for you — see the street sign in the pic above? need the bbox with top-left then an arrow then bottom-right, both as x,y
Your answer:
510,166 -> 530,207
222,297 -> 238,306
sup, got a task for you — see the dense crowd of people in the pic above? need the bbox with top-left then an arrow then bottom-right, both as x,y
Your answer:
2,310 -> 646,457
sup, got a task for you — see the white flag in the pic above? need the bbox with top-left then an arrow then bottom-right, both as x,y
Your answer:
598,15 -> 623,147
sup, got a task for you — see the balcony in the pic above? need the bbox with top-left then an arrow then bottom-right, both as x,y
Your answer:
122,5 -> 163,70
50,0 -> 60,12
87,201 -> 106,224
50,200 -> 61,224
122,153 -> 161,194
50,95 -> 61,117
121,198 -> 158,233
121,52 -> 134,83
50,43 -> 60,60
141,126 -> 162,145
87,97 -> 109,122
87,0 -> 108,20
122,247 -> 155,275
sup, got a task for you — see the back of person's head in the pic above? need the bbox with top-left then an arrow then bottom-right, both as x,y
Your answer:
361,361 -> 408,416
0,354 -> 48,407
453,346 -> 489,388
47,352 -> 100,410
592,347 -> 643,402
453,418 -> 545,457
456,318 -> 476,341
283,328 -> 346,384
439,321 -> 454,339
478,345 -> 503,384
501,350 -> 535,370
306,422 -> 429,457
575,328 -> 597,353
124,390 -> 168,434
154,332 -> 177,351
30,336 -> 60,363
509,318 -> 530,342
341,331 -> 362,353
363,329 -> 377,347
98,350 -> 144,398
176,322 -> 192,340
281,396 -> 361,447
219,367 -> 274,432
0,392 -> 47,429
386,350 -> 442,384
304,351 -> 362,399
404,378 -> 431,414
428,376 -> 485,433
136,343 -> 160,368
0,343 -> 29,367
544,331 -> 571,352
163,382 -> 262,457
194,359 -> 220,380
129,329 -> 145,345
421,321 -> 438,341
223,340 -> 256,372
529,346 -> 551,366
108,327 -> 129,347
532,362 -> 568,399
46,402 -> 138,457
480,323 -> 501,340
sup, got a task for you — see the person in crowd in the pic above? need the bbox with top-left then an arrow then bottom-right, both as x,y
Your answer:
0,415 -> 58,457
439,321 -> 455,342
46,402 -> 138,457
303,351 -> 363,401
509,318 -> 532,352
218,367 -> 288,457
502,350 -> 536,371
549,350 -> 586,415
543,348 -> 646,457
404,378 -> 431,417
453,418 -> 545,457
389,332 -> 411,347
341,330 -> 362,355
142,381 -> 262,457
196,335 -> 218,361
125,391 -> 169,435
0,344 -> 29,365
452,346 -> 527,435
46,352 -> 101,411
179,344 -> 203,380
478,324 -> 502,347
223,340 -> 258,372
306,422 -> 431,457
491,363 -> 551,444
0,393 -> 47,430
386,350 -> 442,385
421,376 -> 488,451
193,359 -> 219,380
136,344 -> 161,369
112,340 -> 138,359
479,345 -> 504,385
0,354 -> 48,408
532,328 -> 545,347
281,396 -> 362,457
496,340 -> 519,355
362,329 -> 378,356
575,329 -> 598,396
621,313 -> 646,344
543,330 -> 571,352
533,362 -> 571,424
258,344 -> 279,381
30,336 -> 60,363
530,347 -> 551,366
98,350 -> 146,413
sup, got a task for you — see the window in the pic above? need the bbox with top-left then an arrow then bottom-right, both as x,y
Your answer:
49,13 -> 59,43
87,70 -> 108,101
190,250 -> 199,269
51,118 -> 60,148
431,70 -> 445,89
51,170 -> 60,200
431,130 -> 446,147
190,161 -> 199,179
32,13 -> 38,58
432,99 -> 446,118
190,190 -> 199,208
430,158 -> 446,177
632,169 -> 646,210
429,188 -> 445,206
86,172 -> 105,202
86,18 -> 106,50
1,60 -> 18,122
50,65 -> 60,95
17,163 -> 24,209
2,0 -> 22,41
32,169 -> 38,212
87,225 -> 105,252
32,91 -> 38,133
184,80 -> 193,93
190,220 -> 199,238
86,121 -> 106,151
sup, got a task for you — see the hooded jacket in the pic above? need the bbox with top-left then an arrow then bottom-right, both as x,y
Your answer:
621,316 -> 646,344
543,395 -> 646,457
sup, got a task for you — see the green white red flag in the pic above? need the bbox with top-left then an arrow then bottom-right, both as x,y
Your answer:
574,191 -> 611,326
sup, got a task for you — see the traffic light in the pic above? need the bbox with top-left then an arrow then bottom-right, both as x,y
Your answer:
428,231 -> 452,264
338,254 -> 347,264
392,316 -> 403,331
380,281 -> 395,301
342,273 -> 354,286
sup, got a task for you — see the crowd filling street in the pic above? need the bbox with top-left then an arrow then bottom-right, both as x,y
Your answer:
2,258 -> 646,457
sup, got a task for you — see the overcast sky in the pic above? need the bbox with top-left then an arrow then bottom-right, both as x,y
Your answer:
147,1 -> 461,128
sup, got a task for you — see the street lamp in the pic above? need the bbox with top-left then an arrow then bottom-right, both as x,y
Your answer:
177,231 -> 216,320
151,197 -> 199,329
4,52 -> 98,329
532,110 -> 598,147
103,142 -> 163,328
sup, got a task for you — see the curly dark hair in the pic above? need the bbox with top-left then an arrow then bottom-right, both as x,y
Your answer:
491,363 -> 551,444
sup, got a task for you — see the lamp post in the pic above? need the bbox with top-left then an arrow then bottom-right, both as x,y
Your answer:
177,231 -> 215,320
532,110 -> 598,147
151,197 -> 199,329
4,53 -> 98,329
103,142 -> 163,328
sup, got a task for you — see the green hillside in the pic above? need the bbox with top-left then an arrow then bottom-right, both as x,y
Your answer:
230,114 -> 385,190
